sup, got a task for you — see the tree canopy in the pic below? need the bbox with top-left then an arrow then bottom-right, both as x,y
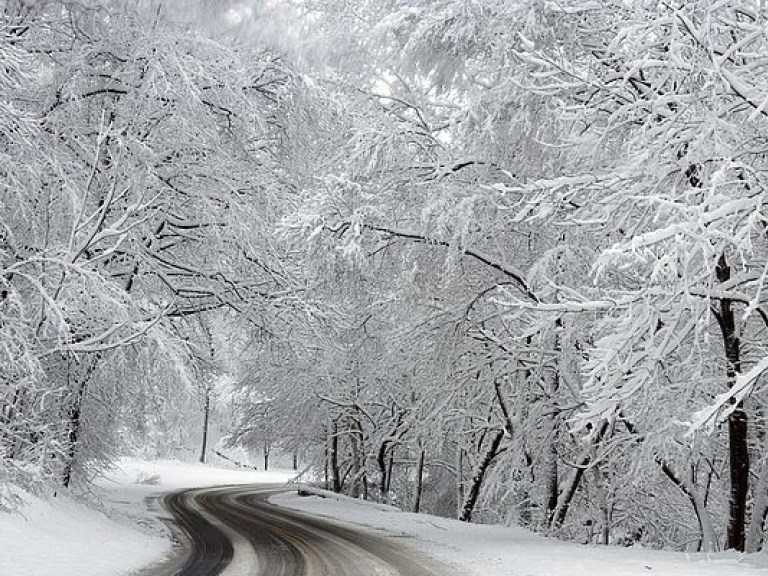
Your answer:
3,0 -> 768,554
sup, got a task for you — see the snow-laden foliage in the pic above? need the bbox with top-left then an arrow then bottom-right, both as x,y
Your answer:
1,0 -> 303,507
245,0 -> 768,554
6,0 -> 768,556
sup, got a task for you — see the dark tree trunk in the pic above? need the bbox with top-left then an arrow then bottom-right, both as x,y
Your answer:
62,354 -> 100,488
459,429 -> 504,522
552,460 -> 587,529
199,387 -> 210,463
716,254 -> 749,551
728,406 -> 749,550
377,439 -> 390,499
546,442 -> 559,522
413,448 -> 425,513
552,420 -> 609,529
62,379 -> 87,488
545,365 -> 560,523
330,420 -> 341,492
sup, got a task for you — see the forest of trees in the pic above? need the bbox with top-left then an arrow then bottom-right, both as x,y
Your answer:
2,0 -> 768,554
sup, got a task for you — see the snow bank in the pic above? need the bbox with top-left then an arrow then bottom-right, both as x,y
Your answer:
271,490 -> 768,576
0,489 -> 168,576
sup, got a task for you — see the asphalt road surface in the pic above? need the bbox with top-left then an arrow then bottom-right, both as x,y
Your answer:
146,484 -> 459,576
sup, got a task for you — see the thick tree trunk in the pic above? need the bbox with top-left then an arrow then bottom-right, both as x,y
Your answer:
728,406 -> 749,550
459,429 -> 504,522
716,254 -> 749,551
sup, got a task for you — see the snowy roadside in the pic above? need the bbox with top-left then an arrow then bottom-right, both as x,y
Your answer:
0,458 -> 294,576
270,488 -> 768,576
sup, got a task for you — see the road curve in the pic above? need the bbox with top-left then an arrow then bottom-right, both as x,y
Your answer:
147,484 -> 459,576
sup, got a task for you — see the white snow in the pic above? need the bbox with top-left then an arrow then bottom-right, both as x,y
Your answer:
0,487 -> 165,576
270,488 -> 768,576
2,459 -> 766,576
0,458 -> 295,576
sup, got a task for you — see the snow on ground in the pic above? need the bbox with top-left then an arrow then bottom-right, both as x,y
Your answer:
271,488 -> 768,576
0,488 -> 167,576
0,458 -> 295,576
4,458 -> 766,576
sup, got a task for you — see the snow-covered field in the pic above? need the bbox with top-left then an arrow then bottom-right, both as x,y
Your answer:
272,488 -> 768,576
1,459 -> 766,576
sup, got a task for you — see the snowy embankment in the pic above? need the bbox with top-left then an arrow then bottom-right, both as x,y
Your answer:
0,458 -> 294,576
272,487 -> 768,576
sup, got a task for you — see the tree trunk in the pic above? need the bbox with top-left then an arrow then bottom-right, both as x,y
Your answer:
716,254 -> 749,551
62,354 -> 100,488
456,446 -> 465,517
459,429 -> 504,522
413,447 -> 425,513
62,395 -> 83,488
659,460 -> 719,551
377,439 -> 390,500
747,456 -> 768,552
199,386 -> 210,463
728,406 -> 749,551
330,420 -> 341,493
324,436 -> 330,490
546,328 -> 561,523
552,460 -> 587,529
349,415 -> 367,499
551,420 -> 609,529
546,442 -> 559,524
592,465 -> 611,545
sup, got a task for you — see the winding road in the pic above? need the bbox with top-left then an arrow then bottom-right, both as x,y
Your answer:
145,484 -> 457,576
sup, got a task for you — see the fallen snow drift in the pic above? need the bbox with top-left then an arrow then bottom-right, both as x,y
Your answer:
271,490 -> 768,576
